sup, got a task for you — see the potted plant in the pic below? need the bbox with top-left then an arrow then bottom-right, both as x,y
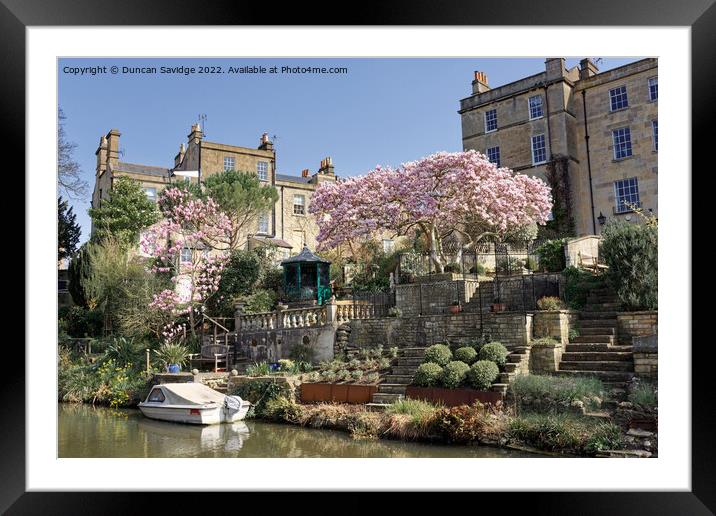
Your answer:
153,342 -> 190,373
449,300 -> 462,314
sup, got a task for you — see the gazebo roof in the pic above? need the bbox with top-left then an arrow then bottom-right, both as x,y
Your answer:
280,245 -> 331,265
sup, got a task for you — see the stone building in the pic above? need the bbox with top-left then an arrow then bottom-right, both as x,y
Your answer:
459,58 -> 658,236
91,124 -> 340,257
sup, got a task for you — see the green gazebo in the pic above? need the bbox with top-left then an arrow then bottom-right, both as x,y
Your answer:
280,245 -> 332,305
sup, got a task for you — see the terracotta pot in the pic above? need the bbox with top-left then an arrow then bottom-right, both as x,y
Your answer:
491,303 -> 506,312
449,305 -> 462,314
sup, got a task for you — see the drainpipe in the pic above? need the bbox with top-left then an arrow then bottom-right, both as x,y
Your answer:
581,90 -> 597,235
280,186 -> 285,240
542,83 -> 553,159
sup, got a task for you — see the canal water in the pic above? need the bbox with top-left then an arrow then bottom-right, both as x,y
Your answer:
58,403 -> 544,458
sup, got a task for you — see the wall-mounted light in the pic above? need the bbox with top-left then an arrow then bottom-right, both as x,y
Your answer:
597,212 -> 606,226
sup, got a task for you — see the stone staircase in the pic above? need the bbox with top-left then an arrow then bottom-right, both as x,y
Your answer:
556,288 -> 634,398
367,347 -> 425,409
492,346 -> 531,395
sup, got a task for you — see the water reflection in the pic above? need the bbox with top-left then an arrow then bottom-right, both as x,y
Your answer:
58,404 -> 543,458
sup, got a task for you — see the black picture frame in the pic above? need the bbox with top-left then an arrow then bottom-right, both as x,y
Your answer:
3,0 -> 708,513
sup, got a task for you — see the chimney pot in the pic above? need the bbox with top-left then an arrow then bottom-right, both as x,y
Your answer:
301,169 -> 309,177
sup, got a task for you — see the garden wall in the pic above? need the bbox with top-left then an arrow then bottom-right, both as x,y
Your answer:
533,310 -> 579,345
236,325 -> 336,363
632,333 -> 658,379
617,311 -> 658,345
347,312 -> 533,350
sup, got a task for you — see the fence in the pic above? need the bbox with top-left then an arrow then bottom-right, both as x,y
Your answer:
397,239 -> 548,283
401,272 -> 562,317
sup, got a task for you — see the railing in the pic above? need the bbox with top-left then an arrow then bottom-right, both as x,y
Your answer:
335,301 -> 383,323
240,305 -> 327,330
397,239 -> 547,283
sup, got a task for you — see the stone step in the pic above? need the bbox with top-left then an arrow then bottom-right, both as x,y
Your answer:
399,348 -> 426,358
377,383 -> 408,394
394,357 -> 423,366
570,335 -> 614,344
498,372 -> 515,383
391,365 -> 418,375
578,327 -> 616,336
559,360 -> 634,372
578,318 -> 618,328
565,343 -> 632,353
583,303 -> 622,312
579,311 -> 619,320
561,351 -> 633,362
491,383 -> 509,394
365,403 -> 390,412
503,363 -> 520,373
554,370 -> 635,382
371,393 -> 404,404
384,374 -> 414,384
507,354 -> 524,364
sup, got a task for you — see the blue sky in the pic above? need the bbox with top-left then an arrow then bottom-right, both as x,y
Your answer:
58,57 -> 639,242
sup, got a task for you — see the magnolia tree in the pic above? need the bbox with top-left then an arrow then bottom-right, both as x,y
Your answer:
140,187 -> 233,339
309,151 -> 552,272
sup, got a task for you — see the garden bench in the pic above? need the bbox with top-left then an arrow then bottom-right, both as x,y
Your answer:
577,251 -> 608,273
188,344 -> 230,373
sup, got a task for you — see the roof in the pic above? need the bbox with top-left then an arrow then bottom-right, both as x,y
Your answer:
276,173 -> 311,184
114,161 -> 172,177
280,245 -> 331,265
152,383 -> 226,406
251,235 -> 293,249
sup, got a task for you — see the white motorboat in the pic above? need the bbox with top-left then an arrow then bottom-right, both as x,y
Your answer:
138,383 -> 251,425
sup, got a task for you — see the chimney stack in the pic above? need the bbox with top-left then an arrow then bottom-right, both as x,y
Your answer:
318,156 -> 335,176
106,129 -> 121,167
579,58 -> 599,80
472,71 -> 490,94
174,143 -> 186,167
545,58 -> 566,80
95,135 -> 108,176
187,123 -> 203,144
258,132 -> 274,151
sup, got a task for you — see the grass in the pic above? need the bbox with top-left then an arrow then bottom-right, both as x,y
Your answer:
508,413 -> 623,454
628,382 -> 657,411
510,375 -> 605,410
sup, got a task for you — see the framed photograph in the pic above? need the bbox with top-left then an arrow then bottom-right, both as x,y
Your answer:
5,0 -> 710,512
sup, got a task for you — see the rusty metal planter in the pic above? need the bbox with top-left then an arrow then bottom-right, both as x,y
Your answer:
300,382 -> 378,404
405,385 -> 503,407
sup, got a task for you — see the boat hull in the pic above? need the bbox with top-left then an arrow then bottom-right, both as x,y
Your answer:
138,402 -> 251,425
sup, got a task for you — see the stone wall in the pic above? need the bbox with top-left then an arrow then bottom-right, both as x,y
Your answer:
236,325 -> 336,363
533,310 -> 579,345
617,311 -> 658,345
529,342 -> 563,374
633,333 -> 657,379
347,312 -> 532,350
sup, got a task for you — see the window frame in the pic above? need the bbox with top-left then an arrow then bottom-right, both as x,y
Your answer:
293,194 -> 305,216
613,177 -> 641,214
257,161 -> 269,181
180,247 -> 192,264
648,76 -> 658,102
486,146 -> 501,167
652,119 -> 658,151
484,109 -> 498,133
144,187 -> 157,202
612,127 -> 633,160
223,156 -> 235,171
609,85 -> 629,112
528,95 -> 544,120
531,134 -> 547,165
382,239 -> 395,254
257,213 -> 270,234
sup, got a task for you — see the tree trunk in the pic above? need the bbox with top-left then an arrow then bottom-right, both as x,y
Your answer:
428,225 -> 446,273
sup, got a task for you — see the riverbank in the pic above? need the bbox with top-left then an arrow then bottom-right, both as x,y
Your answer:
244,396 -> 625,457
